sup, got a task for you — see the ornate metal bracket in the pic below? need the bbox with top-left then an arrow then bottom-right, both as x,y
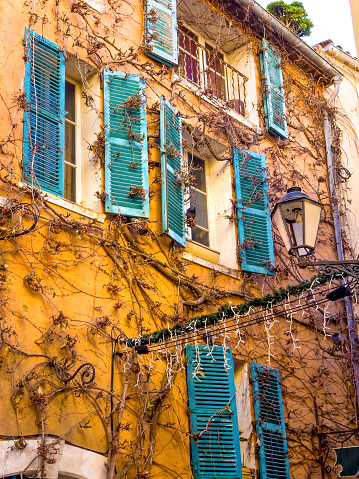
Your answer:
52,362 -> 96,386
307,260 -> 359,281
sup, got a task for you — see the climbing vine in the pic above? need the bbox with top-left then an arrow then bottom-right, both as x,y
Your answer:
0,1 -> 358,479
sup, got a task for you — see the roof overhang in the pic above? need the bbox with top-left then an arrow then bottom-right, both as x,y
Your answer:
219,0 -> 344,85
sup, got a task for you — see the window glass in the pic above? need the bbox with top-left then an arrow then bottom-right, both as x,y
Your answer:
189,154 -> 209,247
177,28 -> 246,116
178,26 -> 200,85
191,155 -> 206,192
65,80 -> 76,202
205,43 -> 226,100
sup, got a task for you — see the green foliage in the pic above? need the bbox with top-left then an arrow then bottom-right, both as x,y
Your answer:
137,273 -> 338,345
266,1 -> 314,37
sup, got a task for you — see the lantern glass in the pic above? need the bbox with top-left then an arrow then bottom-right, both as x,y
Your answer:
303,200 -> 322,250
272,206 -> 292,252
271,188 -> 322,258
290,206 -> 307,257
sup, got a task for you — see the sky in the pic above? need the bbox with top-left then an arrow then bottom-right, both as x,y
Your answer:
255,0 -> 357,58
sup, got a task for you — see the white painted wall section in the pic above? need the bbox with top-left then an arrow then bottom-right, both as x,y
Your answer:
0,439 -> 107,479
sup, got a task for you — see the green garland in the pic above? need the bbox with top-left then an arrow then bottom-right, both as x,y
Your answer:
135,273 -> 337,345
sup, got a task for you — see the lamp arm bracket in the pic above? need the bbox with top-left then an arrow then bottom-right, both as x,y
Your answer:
307,260 -> 359,280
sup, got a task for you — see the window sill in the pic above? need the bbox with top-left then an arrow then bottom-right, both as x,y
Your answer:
18,183 -> 106,223
174,74 -> 261,133
183,241 -> 241,279
185,239 -> 220,263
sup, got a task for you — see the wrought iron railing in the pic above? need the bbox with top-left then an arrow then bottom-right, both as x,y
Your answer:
178,27 -> 248,116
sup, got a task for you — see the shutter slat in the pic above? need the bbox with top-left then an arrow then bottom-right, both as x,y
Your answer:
233,148 -> 275,275
160,97 -> 185,246
251,363 -> 290,479
23,29 -> 65,196
186,345 -> 243,479
104,70 -> 149,217
145,0 -> 178,66
259,39 -> 288,140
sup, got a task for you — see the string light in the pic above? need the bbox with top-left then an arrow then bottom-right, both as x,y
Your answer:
146,293 -> 338,355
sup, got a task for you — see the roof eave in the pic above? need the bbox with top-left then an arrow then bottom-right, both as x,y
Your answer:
229,0 -> 343,85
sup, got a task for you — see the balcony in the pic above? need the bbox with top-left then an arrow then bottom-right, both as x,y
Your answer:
178,26 -> 248,117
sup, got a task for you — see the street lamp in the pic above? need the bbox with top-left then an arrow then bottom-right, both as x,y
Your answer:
271,187 -> 322,259
272,186 -> 359,407
272,187 -> 359,279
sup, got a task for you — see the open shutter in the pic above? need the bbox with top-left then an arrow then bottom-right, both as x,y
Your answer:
104,70 -> 149,217
259,39 -> 288,140
186,345 -> 242,479
233,148 -> 275,275
145,0 -> 178,66
23,29 -> 65,196
251,363 -> 290,479
160,97 -> 185,246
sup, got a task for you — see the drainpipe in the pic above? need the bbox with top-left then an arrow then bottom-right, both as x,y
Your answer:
323,76 -> 359,408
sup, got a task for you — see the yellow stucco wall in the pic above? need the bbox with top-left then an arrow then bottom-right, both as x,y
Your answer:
0,1 -> 357,479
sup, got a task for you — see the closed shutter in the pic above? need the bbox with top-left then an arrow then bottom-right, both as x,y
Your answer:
145,0 -> 178,66
160,97 -> 185,246
103,70 -> 149,218
233,148 -> 275,275
23,29 -> 65,196
250,363 -> 290,479
186,345 -> 243,479
259,39 -> 288,140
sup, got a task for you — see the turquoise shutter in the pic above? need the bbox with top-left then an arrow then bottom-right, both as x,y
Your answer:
104,70 -> 149,218
233,148 -> 275,275
186,345 -> 242,479
259,39 -> 288,140
145,0 -> 178,66
160,97 -> 185,246
23,29 -> 65,196
250,363 -> 290,479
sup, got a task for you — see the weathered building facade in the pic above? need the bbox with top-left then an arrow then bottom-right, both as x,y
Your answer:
0,1 -> 358,478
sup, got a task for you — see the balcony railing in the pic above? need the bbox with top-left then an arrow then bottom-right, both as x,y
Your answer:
178,27 -> 248,116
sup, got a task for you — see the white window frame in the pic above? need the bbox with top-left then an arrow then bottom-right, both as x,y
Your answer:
178,24 -> 241,110
202,41 -> 227,100
64,76 -> 82,205
179,24 -> 228,94
177,24 -> 258,130
185,150 -> 212,248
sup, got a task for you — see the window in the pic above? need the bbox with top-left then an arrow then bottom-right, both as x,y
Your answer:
186,345 -> 243,478
143,3 -> 248,118
178,25 -> 246,116
186,346 -> 291,479
64,80 -> 78,203
188,154 -> 210,247
251,363 -> 291,479
23,30 -> 103,216
182,142 -> 239,269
